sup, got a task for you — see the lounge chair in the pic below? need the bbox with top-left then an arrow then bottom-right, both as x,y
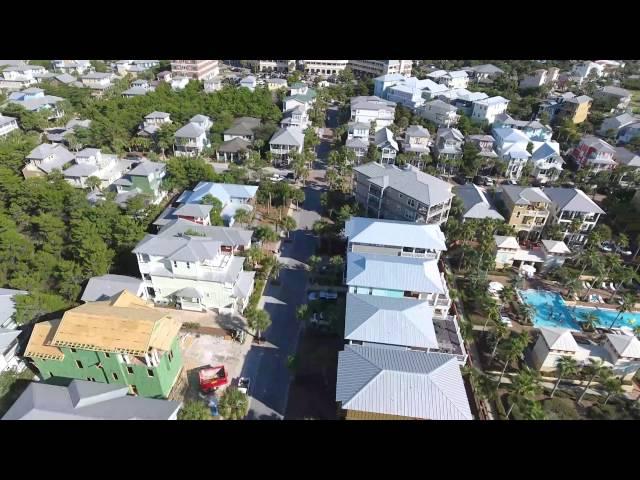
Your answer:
601,282 -> 608,290
609,282 -> 616,292
582,281 -> 588,289
585,282 -> 592,289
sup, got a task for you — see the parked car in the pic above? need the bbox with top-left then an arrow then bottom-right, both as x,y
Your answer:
484,177 -> 495,187
616,245 -> 633,256
500,316 -> 513,327
319,291 -> 338,300
308,291 -> 319,301
600,242 -> 614,252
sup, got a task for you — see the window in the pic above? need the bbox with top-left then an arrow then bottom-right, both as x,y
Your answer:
127,366 -> 134,375
71,348 -> 77,353
76,360 -> 83,369
147,369 -> 154,377
131,385 -> 138,396
173,261 -> 178,268
104,352 -> 110,358
143,273 -> 151,280
112,372 -> 119,381
186,262 -> 191,269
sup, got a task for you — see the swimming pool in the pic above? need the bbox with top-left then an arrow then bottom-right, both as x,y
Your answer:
518,289 -> 640,331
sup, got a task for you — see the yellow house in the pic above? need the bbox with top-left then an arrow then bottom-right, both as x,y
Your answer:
501,185 -> 552,240
559,95 -> 592,124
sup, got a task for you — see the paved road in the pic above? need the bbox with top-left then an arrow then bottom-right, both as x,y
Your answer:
241,185 -> 324,419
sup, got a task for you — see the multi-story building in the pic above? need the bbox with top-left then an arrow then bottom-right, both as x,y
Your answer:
464,64 -> 504,84
170,60 -> 219,81
115,60 -> 160,75
22,143 -> 76,178
493,113 -> 553,142
345,122 -> 370,162
519,68 -> 559,90
572,61 -> 604,84
466,134 -> 497,160
353,162 -> 453,225
62,148 -> 135,190
239,75 -> 257,91
139,111 -> 171,138
8,88 -> 64,120
114,161 -> 167,205
176,181 -> 258,227
571,135 -> 617,172
426,70 -> 469,89
0,288 -> 27,374
492,127 -> 531,180
417,99 -> 459,127
2,380 -> 182,420
493,236 -> 571,272
470,96 -> 510,125
598,112 -> 638,138
501,186 -> 552,240
350,96 -> 396,131
302,60 -> 350,76
133,230 -> 255,313
619,122 -> 640,145
52,60 -> 92,75
0,115 -> 19,138
269,127 -> 304,166
373,128 -> 399,164
543,187 -> 605,246
283,82 -> 317,113
557,95 -> 593,124
248,60 -> 295,72
434,127 -> 464,162
1,64 -> 47,89
454,183 -> 505,222
24,290 -> 183,398
80,72 -> 114,91
348,60 -> 413,77
401,125 -> 431,166
374,75 -> 448,104
173,115 -> 212,157
594,86 -> 632,111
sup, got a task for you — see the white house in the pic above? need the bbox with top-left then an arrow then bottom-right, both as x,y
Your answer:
80,72 -> 114,91
530,141 -> 564,183
492,127 -> 532,180
345,122 -> 370,162
598,113 -> 638,138
170,76 -> 189,91
1,64 -> 47,89
204,77 -> 223,93
239,75 -> 257,91
373,128 -> 399,164
139,111 -> 171,137
133,233 -> 255,313
402,125 -> 431,166
471,96 -> 510,125
62,148 -> 135,190
493,235 -> 570,272
350,96 -> 396,131
572,61 -> 605,84
8,88 -> 65,120
0,115 -> 19,138
0,288 -> 28,373
22,143 -> 76,178
269,127 -> 304,166
52,60 -> 92,75
427,70 -> 469,89
543,187 -> 605,246
417,99 -> 459,127
174,116 -> 212,157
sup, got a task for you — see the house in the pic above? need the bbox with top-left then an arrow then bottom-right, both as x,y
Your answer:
350,96 -> 396,131
173,204 -> 212,225
454,183 -> 505,222
80,72 -> 114,91
51,73 -> 77,85
345,122 -> 371,162
176,181 -> 259,226
598,113 -> 638,138
139,111 -> 171,138
572,135 -> 617,172
353,162 -> 454,225
376,74 -> 447,102
427,70 -> 469,89
1,64 -> 47,89
470,96 -> 510,125
493,235 -> 570,271
203,77 -> 223,93
115,60 -> 159,75
595,60 -> 624,76
619,122 -> 640,145
22,143 -> 75,178
153,218 -> 253,251
447,89 -> 490,116
346,252 -> 451,318
492,127 -> 531,180
52,60 -> 92,75
594,86 -> 632,111
81,274 -> 146,303
466,134 -> 497,159
465,64 -> 504,83
530,141 -> 564,183
519,68 -> 559,90
0,288 -> 27,330
0,114 -> 19,138
283,83 -> 317,112
280,105 -> 310,130
543,187 -> 605,246
401,125 -> 431,166
157,71 -> 173,82
434,127 -> 464,162
269,127 -> 304,166
531,327 -> 640,381
0,288 -> 28,373
613,147 -> 640,170
62,148 -> 135,190
133,233 -> 255,313
2,380 -> 181,420
417,99 -> 459,127
493,113 -> 553,142
8,88 -> 65,120
347,60 -> 413,77
572,61 -> 605,84
239,75 -> 257,91
113,160 -> 167,205
501,186 -> 552,240
45,118 -> 91,144
174,116 -> 212,157
373,128 -> 399,164
170,60 -> 220,80
345,216 -> 447,260
557,95 -> 593,124
24,291 -> 183,398
223,117 -> 261,142
170,76 -> 189,91
336,345 -> 472,420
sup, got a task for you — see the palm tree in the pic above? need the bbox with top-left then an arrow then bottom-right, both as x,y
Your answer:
565,275 -> 583,299
483,302 -> 500,329
520,303 -> 536,325
85,176 -> 102,192
218,387 -> 249,420
610,293 -> 636,329
601,376 -> 623,406
490,321 -> 509,360
307,255 -> 322,273
232,208 -> 251,228
578,358 -> 607,405
458,319 -> 474,344
576,248 -> 599,278
551,356 -> 579,398
497,340 -> 523,388
270,261 -> 284,281
246,309 -> 272,343
457,221 -> 476,270
525,401 -> 546,420
281,216 -> 297,238
580,311 -> 599,332
506,367 -> 542,419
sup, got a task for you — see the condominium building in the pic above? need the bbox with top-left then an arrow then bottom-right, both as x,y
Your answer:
349,60 -> 413,77
170,60 -> 219,81
303,60 -> 350,75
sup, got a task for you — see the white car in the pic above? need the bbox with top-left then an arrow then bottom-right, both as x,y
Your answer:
269,174 -> 283,182
500,316 -> 513,327
319,291 -> 338,300
308,292 -> 319,301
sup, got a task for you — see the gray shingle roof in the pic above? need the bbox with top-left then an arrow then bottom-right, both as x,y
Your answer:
145,111 -> 170,120
346,252 -> 444,294
218,137 -> 251,153
127,161 -> 165,177
345,294 -> 438,349
542,187 -> 605,214
133,234 -> 221,262
405,125 -> 430,138
175,122 -> 205,138
613,147 -> 640,167
345,217 -> 446,251
354,162 -> 453,207
502,185 -> 552,206
224,117 -> 261,136
269,127 -> 304,147
173,203 -> 213,218
157,219 -> 252,247
1,380 -> 181,420
454,184 -> 505,221
81,274 -> 143,302
336,345 -> 472,420
599,85 -> 631,98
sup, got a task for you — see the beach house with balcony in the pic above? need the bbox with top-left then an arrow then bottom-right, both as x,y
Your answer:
269,127 -> 304,166
501,186 -> 552,240
173,115 -> 212,157
542,187 -> 605,246
571,135 -> 617,172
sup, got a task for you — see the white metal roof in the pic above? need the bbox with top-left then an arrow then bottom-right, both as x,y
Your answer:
345,217 -> 446,252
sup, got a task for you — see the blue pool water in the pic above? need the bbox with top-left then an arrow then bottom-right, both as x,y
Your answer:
518,289 -> 640,331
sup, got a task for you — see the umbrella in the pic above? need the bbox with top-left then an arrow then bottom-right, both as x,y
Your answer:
488,281 -> 504,292
521,264 -> 536,275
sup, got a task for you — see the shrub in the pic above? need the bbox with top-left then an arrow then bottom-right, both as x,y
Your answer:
542,398 -> 580,420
